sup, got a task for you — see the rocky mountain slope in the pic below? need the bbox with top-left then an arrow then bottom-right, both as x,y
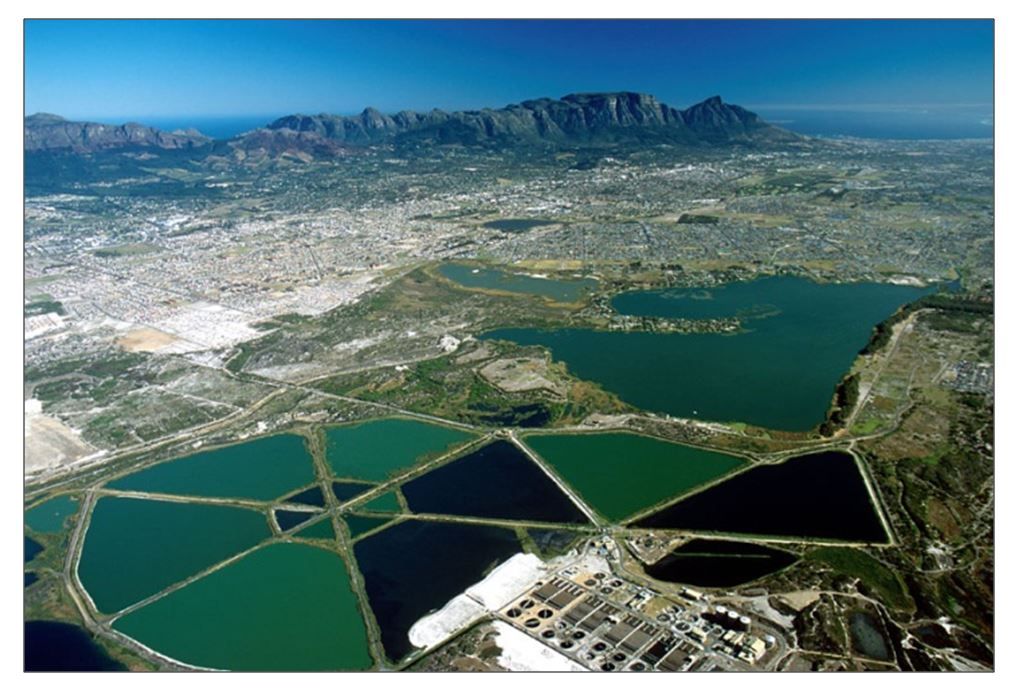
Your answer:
260,92 -> 798,147
25,93 -> 799,162
24,113 -> 211,153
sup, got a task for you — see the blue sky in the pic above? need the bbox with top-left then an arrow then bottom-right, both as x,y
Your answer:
25,19 -> 993,120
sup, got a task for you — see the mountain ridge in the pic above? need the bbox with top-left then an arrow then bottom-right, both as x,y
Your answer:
24,114 -> 212,153
262,92 -> 797,148
25,92 -> 800,157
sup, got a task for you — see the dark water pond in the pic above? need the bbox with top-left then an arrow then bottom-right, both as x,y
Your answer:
482,218 -> 558,232
633,451 -> 888,542
331,481 -> 375,503
274,509 -> 317,532
25,621 -> 126,671
25,536 -> 43,564
25,572 -> 39,588
468,402 -> 552,428
353,519 -> 521,662
401,440 -> 588,524
850,611 -> 892,661
282,486 -> 325,507
643,539 -> 798,588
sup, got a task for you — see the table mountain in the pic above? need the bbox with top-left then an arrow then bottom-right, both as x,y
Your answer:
261,92 -> 798,148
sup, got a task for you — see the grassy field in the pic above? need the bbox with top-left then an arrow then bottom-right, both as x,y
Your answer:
807,546 -> 914,612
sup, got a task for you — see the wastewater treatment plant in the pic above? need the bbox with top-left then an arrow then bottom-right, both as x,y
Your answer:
24,18 -> 994,674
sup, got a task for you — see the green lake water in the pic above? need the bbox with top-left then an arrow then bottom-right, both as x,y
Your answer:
438,262 -> 597,303
113,542 -> 373,671
345,514 -> 393,539
324,418 -> 473,482
295,516 -> 337,541
106,434 -> 315,501
78,497 -> 270,614
523,432 -> 746,522
356,491 -> 403,513
25,495 -> 79,533
485,276 -> 932,430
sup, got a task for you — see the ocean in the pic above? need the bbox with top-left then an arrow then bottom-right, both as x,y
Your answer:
753,105 -> 992,140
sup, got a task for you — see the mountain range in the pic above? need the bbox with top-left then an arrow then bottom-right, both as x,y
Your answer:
25,93 -> 800,158
24,113 -> 211,153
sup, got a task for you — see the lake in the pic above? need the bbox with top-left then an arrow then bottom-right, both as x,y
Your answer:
439,262 -> 597,303
522,432 -> 746,522
25,495 -> 79,533
632,451 -> 889,543
484,276 -> 931,430
850,611 -> 892,661
113,543 -> 373,671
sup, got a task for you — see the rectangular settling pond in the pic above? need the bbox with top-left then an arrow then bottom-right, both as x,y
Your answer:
354,519 -> 521,662
324,418 -> 474,482
78,497 -> 270,614
643,539 -> 798,588
522,432 -> 746,523
106,433 -> 315,501
113,543 -> 373,671
400,439 -> 589,524
633,451 -> 889,543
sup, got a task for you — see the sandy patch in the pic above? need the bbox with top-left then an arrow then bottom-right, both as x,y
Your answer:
454,341 -> 492,365
25,399 -> 96,475
491,621 -> 587,672
116,327 -> 180,352
777,590 -> 822,611
479,357 -> 566,396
